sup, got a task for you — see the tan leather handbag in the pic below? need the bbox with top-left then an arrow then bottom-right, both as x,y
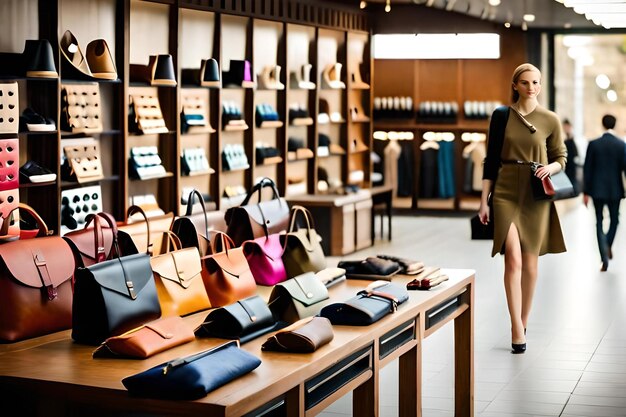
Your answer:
201,232 -> 257,308
93,316 -> 194,359
63,212 -> 120,267
280,205 -> 327,278
150,233 -> 211,317
118,205 -> 174,256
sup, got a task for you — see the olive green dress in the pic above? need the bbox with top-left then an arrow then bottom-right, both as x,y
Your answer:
491,106 -> 567,257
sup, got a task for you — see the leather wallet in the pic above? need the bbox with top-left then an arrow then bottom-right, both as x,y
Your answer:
122,340 -> 261,400
320,281 -> 409,326
93,316 -> 194,359
195,295 -> 283,343
262,317 -> 333,353
268,272 -> 330,323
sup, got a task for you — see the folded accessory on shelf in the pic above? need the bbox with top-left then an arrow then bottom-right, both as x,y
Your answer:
0,82 -> 19,134
181,147 -> 214,175
319,281 -> 409,326
122,340 -> 261,400
262,317 -> 333,353
406,271 -> 449,290
129,54 -> 177,86
180,93 -> 214,134
0,138 -> 19,192
150,233 -> 211,317
338,257 -> 401,281
268,272 -> 330,323
129,94 -> 169,135
255,144 -> 282,165
255,103 -> 283,128
61,140 -> 105,183
195,295 -> 281,343
129,146 -> 167,180
0,204 -> 75,342
61,82 -> 103,133
93,316 -> 194,359
221,143 -> 249,171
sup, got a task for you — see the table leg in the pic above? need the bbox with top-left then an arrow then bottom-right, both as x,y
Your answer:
353,367 -> 378,417
285,385 -> 304,417
454,284 -> 474,417
386,196 -> 392,241
399,342 -> 422,417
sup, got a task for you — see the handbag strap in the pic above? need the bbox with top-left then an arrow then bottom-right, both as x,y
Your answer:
287,205 -> 316,241
183,188 -> 210,238
161,231 -> 183,253
210,230 -> 235,255
85,212 -> 120,263
509,106 -> 537,133
126,205 -> 151,255
241,177 -> 281,206
18,203 -> 49,237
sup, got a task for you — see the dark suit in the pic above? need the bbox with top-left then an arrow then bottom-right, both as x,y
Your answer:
583,131 -> 626,263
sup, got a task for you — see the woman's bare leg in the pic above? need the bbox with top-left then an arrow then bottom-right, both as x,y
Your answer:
504,223 -> 525,344
521,252 -> 539,330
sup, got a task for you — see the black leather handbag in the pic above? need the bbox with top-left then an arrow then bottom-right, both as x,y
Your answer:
195,295 -> 283,343
72,242 -> 162,345
530,163 -> 575,201
320,281 -> 409,326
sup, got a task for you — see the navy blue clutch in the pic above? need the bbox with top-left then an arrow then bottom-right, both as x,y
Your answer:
122,341 -> 261,400
319,281 -> 409,326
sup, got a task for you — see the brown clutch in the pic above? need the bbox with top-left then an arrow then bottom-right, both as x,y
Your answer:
93,316 -> 194,359
261,316 -> 333,353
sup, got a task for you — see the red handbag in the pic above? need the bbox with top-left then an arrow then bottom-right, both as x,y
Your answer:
0,204 -> 75,342
63,212 -> 122,268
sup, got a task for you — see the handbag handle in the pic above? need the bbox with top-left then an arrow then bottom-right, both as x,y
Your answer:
126,205 -> 152,255
85,212 -> 120,263
287,205 -> 316,238
209,230 -> 236,255
241,177 -> 281,206
183,189 -> 210,239
18,203 -> 49,237
161,231 -> 183,254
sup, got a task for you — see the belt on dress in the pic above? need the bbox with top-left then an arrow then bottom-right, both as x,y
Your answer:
501,160 -> 535,166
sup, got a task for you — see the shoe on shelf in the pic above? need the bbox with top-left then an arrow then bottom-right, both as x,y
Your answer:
60,30 -> 93,78
85,39 -> 117,80
19,160 -> 57,183
20,108 -> 56,132
130,54 -> 177,86
23,39 -> 58,78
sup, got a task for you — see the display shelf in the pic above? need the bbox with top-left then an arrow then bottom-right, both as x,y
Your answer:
129,172 -> 174,181
60,175 -> 121,189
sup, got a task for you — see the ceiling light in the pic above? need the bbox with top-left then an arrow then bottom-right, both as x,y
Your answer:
504,22 -> 511,28
595,74 -> 611,89
521,21 -> 528,31
489,0 -> 501,5
523,14 -> 536,22
359,1 -> 367,9
565,0 -> 625,5
607,89 -> 618,102
385,0 -> 391,12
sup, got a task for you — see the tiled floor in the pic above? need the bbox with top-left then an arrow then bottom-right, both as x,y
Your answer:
319,196 -> 626,417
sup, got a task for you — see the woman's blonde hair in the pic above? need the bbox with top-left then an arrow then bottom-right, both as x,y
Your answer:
511,63 -> 541,103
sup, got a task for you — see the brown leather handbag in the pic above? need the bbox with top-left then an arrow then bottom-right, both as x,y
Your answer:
171,189 -> 227,257
0,204 -> 75,342
261,317 -> 334,353
201,232 -> 257,308
63,212 -> 122,268
224,177 -> 290,246
118,205 -> 174,256
150,233 -> 211,317
93,316 -> 194,359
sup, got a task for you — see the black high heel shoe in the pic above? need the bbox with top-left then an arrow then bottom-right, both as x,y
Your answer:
512,342 -> 526,354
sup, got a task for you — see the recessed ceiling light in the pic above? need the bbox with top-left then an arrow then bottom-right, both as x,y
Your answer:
385,0 -> 391,12
504,22 -> 511,28
596,74 -> 611,89
607,89 -> 618,102
359,1 -> 367,9
488,0 -> 501,5
523,14 -> 536,22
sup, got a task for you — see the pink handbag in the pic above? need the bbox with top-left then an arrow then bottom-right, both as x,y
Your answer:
242,233 -> 287,286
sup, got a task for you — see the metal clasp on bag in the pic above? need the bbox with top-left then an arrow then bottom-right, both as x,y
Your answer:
126,280 -> 137,300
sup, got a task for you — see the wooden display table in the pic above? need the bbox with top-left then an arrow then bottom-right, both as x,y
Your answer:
286,190 -> 373,256
0,269 -> 475,417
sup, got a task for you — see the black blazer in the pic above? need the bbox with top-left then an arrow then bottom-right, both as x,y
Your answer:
583,132 -> 626,200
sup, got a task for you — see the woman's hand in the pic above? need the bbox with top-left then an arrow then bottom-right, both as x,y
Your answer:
534,162 -> 561,180
478,201 -> 490,225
